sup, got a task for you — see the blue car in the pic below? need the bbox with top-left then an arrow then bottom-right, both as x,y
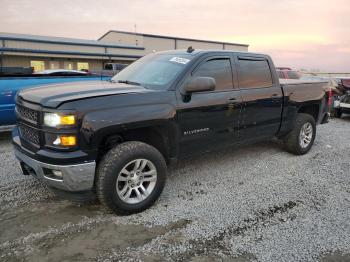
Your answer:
0,74 -> 110,130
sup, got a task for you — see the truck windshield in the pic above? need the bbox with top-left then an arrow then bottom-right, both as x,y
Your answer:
111,53 -> 192,89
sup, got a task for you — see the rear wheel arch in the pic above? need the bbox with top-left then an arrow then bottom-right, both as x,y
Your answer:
297,103 -> 320,122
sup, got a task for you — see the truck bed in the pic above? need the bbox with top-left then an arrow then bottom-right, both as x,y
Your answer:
280,79 -> 329,103
278,79 -> 329,137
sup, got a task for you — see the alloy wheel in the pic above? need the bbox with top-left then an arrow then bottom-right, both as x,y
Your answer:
299,122 -> 313,149
116,159 -> 157,204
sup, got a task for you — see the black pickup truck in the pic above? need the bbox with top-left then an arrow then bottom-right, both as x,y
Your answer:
13,50 -> 330,214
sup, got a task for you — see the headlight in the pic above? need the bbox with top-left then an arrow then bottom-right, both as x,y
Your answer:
44,113 -> 76,127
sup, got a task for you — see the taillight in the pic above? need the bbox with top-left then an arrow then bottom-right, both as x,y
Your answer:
328,87 -> 333,108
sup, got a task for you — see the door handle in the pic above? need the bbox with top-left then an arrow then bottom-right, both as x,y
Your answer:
227,97 -> 240,108
271,93 -> 280,103
228,97 -> 238,102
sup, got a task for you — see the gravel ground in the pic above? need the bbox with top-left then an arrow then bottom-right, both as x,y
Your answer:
0,118 -> 349,262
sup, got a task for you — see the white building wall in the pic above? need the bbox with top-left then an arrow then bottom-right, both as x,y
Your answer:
99,31 -> 249,52
143,37 -> 175,53
99,32 -> 144,47
176,39 -> 222,50
5,40 -> 104,53
1,31 -> 249,71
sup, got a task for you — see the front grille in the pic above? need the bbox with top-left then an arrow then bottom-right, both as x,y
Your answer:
19,124 -> 40,145
16,104 -> 38,124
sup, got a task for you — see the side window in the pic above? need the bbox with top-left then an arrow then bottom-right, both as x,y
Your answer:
287,71 -> 300,79
77,62 -> 89,71
104,64 -> 113,70
238,58 -> 273,88
30,61 -> 45,72
193,58 -> 233,91
64,62 -> 74,70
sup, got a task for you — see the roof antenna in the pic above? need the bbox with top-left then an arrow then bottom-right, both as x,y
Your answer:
187,46 -> 194,53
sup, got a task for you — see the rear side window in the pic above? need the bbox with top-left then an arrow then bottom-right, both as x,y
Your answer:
287,71 -> 300,79
277,71 -> 285,79
238,58 -> 273,88
193,58 -> 233,91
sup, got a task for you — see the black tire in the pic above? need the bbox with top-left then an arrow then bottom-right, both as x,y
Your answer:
96,141 -> 167,215
283,113 -> 316,155
334,108 -> 342,118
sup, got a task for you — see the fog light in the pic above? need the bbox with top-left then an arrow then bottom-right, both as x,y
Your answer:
52,170 -> 63,178
61,136 -> 77,146
53,135 -> 77,147
43,168 -> 63,180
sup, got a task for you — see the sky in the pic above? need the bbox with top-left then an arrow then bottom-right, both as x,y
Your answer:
0,0 -> 349,72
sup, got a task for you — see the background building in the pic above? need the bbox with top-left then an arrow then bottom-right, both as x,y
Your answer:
0,30 -> 249,72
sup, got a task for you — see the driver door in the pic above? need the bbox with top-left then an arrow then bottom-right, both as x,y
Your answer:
176,55 -> 243,157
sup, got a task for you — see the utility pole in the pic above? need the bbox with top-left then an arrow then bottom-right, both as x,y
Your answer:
0,40 -> 4,74
134,24 -> 138,46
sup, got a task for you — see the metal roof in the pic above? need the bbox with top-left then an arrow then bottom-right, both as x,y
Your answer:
0,32 -> 145,50
99,30 -> 249,47
0,47 -> 143,59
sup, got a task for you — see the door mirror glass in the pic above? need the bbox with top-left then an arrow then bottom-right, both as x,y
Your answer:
183,77 -> 216,94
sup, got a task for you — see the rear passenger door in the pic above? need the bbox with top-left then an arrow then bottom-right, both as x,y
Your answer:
177,55 -> 243,157
235,56 -> 283,141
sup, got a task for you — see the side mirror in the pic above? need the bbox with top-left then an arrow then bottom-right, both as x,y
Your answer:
182,77 -> 216,94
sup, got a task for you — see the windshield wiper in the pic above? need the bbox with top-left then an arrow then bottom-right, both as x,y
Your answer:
117,80 -> 141,86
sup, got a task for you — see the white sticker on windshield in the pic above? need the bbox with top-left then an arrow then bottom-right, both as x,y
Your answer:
170,57 -> 190,65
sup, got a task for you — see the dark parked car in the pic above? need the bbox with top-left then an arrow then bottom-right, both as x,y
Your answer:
0,67 -> 33,76
104,63 -> 128,71
13,50 -> 330,214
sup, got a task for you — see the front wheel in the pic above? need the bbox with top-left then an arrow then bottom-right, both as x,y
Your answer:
283,113 -> 316,155
96,141 -> 167,215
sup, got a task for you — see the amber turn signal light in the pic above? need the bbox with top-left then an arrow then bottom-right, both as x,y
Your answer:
60,115 -> 76,125
53,135 -> 77,146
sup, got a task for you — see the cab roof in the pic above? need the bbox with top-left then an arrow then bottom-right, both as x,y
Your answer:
156,49 -> 269,58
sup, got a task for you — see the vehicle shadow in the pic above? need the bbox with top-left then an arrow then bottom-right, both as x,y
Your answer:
0,131 -> 11,141
340,113 -> 350,120
168,139 -> 285,180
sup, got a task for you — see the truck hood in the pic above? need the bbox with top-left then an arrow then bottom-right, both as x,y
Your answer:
17,80 -> 154,108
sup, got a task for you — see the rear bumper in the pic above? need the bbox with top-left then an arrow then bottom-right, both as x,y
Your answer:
14,143 -> 96,192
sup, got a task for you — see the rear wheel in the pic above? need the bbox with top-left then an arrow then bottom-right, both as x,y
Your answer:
283,113 -> 316,155
96,141 -> 167,215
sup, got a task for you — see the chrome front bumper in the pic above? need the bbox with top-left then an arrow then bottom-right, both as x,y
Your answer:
14,148 -> 96,192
